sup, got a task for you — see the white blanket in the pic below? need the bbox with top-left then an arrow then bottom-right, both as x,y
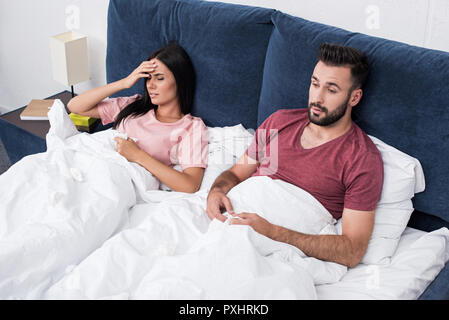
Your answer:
0,100 -> 159,299
0,101 -> 347,299
45,177 -> 347,300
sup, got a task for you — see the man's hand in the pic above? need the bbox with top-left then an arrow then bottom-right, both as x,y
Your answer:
229,212 -> 275,238
205,154 -> 259,222
206,189 -> 235,222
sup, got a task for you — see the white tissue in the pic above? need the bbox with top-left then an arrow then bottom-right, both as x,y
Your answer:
49,191 -> 63,206
70,167 -> 84,182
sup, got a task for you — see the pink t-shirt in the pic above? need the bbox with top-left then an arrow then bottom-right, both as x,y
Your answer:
246,108 -> 383,220
97,94 -> 208,170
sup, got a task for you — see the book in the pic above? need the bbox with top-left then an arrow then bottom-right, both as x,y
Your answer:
20,99 -> 55,120
69,113 -> 98,132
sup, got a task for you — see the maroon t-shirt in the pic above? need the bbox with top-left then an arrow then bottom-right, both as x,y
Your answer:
246,108 -> 383,220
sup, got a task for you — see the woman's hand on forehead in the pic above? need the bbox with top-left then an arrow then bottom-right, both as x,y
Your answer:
147,59 -> 158,73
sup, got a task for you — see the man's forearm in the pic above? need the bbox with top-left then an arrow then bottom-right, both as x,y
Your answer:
209,170 -> 241,194
271,225 -> 359,268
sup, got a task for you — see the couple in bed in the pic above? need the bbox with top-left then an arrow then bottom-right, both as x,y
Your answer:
71,42 -> 383,269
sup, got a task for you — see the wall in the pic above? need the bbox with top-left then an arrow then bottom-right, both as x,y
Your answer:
0,0 -> 109,113
212,0 -> 449,52
1,0 -> 448,113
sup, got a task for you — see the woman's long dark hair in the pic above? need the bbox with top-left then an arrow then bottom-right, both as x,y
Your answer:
113,42 -> 196,129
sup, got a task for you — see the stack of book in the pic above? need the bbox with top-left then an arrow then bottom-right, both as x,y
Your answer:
69,113 -> 98,132
19,99 -> 54,120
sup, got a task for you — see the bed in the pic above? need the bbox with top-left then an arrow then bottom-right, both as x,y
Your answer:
0,0 -> 448,299
105,0 -> 449,299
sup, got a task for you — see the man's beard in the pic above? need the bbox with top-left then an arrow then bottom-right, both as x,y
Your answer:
308,95 -> 350,127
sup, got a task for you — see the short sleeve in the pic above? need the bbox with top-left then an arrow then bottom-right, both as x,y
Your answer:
97,94 -> 141,125
344,151 -> 384,211
177,119 -> 209,170
245,112 -> 277,164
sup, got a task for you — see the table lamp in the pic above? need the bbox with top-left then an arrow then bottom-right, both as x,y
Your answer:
50,31 -> 90,97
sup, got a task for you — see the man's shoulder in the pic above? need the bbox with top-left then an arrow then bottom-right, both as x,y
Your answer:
348,124 -> 383,162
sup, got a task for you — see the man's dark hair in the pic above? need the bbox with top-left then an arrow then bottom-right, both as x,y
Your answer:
317,43 -> 370,90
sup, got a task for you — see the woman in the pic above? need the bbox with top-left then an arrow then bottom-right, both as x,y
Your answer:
68,42 -> 208,193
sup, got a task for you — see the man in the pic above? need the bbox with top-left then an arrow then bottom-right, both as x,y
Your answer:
206,43 -> 383,268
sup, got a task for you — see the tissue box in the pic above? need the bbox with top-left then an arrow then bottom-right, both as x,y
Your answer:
69,113 -> 98,132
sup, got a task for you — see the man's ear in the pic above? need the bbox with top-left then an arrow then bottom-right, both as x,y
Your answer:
350,88 -> 363,108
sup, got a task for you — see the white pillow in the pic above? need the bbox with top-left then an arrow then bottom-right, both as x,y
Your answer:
199,124 -> 254,191
337,135 -> 425,265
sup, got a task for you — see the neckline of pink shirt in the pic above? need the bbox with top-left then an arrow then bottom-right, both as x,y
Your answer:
150,109 -> 192,126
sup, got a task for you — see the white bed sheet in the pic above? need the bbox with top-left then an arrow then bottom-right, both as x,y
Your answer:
316,227 -> 449,300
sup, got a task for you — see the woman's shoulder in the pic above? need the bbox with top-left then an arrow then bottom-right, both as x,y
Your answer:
185,114 -> 207,127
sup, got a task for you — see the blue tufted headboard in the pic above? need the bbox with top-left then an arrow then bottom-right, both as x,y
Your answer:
106,0 -> 449,230
106,0 -> 273,130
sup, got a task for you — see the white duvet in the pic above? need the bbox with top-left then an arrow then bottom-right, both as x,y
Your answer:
0,101 -> 159,299
129,177 -> 347,300
45,177 -> 347,300
0,100 -> 348,299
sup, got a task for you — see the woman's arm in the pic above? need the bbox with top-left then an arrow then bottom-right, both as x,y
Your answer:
67,79 -> 128,118
137,154 -> 205,193
115,137 -> 204,193
67,60 -> 157,118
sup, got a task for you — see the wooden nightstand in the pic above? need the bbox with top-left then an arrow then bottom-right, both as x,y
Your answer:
0,91 -> 110,164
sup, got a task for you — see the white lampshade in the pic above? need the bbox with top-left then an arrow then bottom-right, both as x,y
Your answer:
50,31 -> 90,87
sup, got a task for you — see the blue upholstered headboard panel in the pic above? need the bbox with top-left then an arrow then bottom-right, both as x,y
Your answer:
106,0 -> 274,130
106,0 -> 449,225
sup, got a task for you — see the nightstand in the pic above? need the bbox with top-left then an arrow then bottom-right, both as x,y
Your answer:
0,91 -> 111,164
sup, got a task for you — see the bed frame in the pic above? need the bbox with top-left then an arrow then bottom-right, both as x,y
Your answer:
106,0 -> 449,299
